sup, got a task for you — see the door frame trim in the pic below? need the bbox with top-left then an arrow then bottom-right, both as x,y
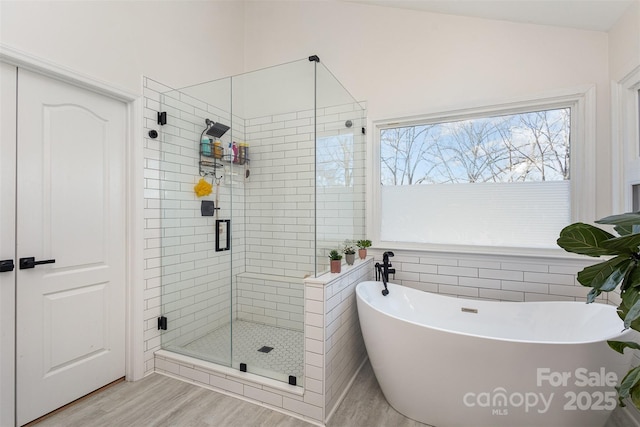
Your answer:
0,44 -> 145,382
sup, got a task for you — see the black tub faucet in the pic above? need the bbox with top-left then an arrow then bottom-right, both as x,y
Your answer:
375,251 -> 395,296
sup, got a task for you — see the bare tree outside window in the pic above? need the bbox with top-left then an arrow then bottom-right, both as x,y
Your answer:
317,135 -> 353,187
380,108 -> 570,186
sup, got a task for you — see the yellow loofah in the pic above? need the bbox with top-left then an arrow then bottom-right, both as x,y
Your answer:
194,178 -> 213,197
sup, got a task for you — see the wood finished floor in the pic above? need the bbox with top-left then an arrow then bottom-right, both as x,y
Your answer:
33,360 -> 428,427
27,360 -> 633,427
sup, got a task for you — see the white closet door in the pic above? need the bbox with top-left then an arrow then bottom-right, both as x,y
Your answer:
15,68 -> 127,425
0,62 -> 17,427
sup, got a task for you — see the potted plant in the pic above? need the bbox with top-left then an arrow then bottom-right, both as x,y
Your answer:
343,240 -> 356,266
356,239 -> 372,260
329,249 -> 342,274
557,212 -> 640,408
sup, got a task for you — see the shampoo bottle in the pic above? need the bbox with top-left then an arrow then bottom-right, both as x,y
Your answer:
232,141 -> 238,164
201,136 -> 211,157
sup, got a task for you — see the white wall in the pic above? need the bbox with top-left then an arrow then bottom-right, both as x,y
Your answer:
243,0 -> 612,218
609,1 -> 640,82
0,0 -> 246,95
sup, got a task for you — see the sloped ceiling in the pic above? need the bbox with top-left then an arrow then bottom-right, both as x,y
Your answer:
344,0 -> 636,31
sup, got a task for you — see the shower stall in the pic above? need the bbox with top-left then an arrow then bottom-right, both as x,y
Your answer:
156,57 -> 366,387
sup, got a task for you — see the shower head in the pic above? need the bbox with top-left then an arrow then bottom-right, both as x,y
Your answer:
205,120 -> 230,138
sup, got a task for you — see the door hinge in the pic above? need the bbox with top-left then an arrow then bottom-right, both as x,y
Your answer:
157,316 -> 167,330
157,111 -> 167,126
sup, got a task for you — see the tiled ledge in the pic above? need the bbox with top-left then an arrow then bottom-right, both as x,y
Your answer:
304,256 -> 373,286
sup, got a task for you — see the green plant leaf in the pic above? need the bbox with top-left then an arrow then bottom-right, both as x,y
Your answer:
614,224 -> 640,236
586,288 -> 601,303
624,299 -> 640,329
617,297 -> 640,332
602,234 -> 640,254
622,264 -> 640,291
632,385 -> 640,409
557,223 -> 616,257
622,288 -> 640,310
608,340 -> 640,354
596,212 -> 640,228
617,366 -> 640,403
577,256 -> 630,290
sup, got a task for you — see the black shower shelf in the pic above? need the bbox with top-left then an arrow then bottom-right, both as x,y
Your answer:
199,155 -> 249,177
219,154 -> 250,164
199,159 -> 224,169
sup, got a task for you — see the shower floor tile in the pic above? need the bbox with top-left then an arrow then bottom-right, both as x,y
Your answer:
180,320 -> 304,383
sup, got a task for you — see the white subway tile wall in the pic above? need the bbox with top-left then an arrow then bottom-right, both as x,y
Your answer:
368,249 -> 607,304
236,273 -> 305,331
322,261 -> 372,417
243,111 -> 316,278
235,103 -> 365,327
243,107 -> 366,279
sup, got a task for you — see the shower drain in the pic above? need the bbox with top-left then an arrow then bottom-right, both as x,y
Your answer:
257,346 -> 274,353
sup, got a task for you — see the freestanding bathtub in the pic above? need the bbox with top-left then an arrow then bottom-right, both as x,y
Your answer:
356,281 -> 635,427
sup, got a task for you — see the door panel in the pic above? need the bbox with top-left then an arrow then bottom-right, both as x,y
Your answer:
47,104 -> 108,268
44,282 -> 109,374
16,68 -> 126,425
0,62 -> 17,427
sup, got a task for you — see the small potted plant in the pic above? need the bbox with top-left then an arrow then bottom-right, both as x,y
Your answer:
329,249 -> 342,273
356,239 -> 372,260
343,240 -> 356,266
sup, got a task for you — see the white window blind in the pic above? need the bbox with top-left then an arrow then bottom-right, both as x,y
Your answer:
381,181 -> 570,248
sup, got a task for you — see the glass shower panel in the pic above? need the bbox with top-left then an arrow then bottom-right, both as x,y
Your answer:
230,59 -> 313,385
315,63 -> 366,275
159,77 -> 234,368
156,56 -> 362,387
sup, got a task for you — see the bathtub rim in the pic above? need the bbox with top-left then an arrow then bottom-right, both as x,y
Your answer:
356,280 -> 634,345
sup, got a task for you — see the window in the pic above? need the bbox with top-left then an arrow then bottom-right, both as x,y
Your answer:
372,89 -> 595,252
380,108 -> 570,185
613,68 -> 640,213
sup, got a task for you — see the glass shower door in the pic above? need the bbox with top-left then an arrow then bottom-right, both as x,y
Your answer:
228,59 -> 314,385
158,77 -> 234,368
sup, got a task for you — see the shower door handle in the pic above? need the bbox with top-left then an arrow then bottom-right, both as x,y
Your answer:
19,257 -> 56,269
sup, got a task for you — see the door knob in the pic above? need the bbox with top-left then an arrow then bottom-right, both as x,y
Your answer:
19,257 -> 55,269
0,259 -> 14,272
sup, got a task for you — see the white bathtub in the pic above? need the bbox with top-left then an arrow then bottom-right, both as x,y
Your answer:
356,281 -> 635,427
